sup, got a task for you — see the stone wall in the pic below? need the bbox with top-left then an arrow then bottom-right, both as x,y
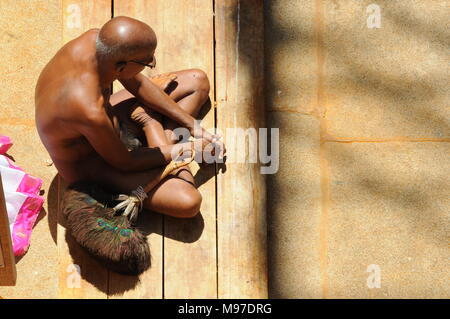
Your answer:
265,0 -> 449,298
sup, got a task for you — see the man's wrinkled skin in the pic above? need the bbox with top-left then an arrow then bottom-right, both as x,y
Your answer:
35,16 -> 226,218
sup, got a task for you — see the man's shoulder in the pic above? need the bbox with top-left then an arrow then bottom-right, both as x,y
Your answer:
63,81 -> 105,123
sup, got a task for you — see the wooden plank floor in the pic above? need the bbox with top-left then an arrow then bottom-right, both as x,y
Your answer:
58,0 -> 112,299
0,175 -> 17,286
55,0 -> 267,299
215,0 -> 267,298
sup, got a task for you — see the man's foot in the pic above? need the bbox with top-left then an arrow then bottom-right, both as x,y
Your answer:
129,104 -> 159,128
150,73 -> 178,92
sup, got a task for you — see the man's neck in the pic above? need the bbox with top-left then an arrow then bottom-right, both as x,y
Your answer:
96,56 -> 117,89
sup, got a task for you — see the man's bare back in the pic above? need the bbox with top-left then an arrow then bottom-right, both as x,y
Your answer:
35,16 -> 225,218
35,28 -> 110,183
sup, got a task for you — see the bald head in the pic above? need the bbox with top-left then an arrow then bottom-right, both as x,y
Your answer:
96,16 -> 157,62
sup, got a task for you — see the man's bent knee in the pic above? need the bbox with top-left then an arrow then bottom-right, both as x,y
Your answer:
189,69 -> 210,94
177,188 -> 202,218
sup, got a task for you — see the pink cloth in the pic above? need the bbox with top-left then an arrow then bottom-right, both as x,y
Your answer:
0,135 -> 44,256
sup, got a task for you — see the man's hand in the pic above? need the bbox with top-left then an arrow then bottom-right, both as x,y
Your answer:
189,123 -> 226,161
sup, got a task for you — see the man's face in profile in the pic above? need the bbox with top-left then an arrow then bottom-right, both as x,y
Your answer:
117,49 -> 156,80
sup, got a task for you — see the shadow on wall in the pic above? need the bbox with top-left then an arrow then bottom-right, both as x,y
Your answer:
264,0 -> 449,298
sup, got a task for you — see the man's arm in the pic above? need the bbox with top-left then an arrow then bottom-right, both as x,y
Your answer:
119,73 -> 196,131
119,73 -> 225,159
74,101 -> 192,172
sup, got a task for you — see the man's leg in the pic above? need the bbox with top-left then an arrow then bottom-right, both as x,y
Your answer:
160,69 -> 211,144
100,69 -> 210,218
111,69 -> 210,184
82,153 -> 201,218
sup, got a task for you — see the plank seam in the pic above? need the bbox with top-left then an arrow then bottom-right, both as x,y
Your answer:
56,174 -> 60,294
107,0 -> 114,298
315,0 -> 330,299
323,138 -> 450,143
111,0 -> 114,20
162,216 -> 165,299
212,0 -> 219,300
162,6 -> 166,300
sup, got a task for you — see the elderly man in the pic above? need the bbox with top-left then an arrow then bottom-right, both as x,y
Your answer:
35,16 -> 225,218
